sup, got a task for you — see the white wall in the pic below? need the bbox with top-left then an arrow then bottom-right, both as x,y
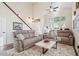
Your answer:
52,3 -> 72,29
33,2 -> 72,35
0,2 -> 73,46
0,2 -> 33,44
32,2 -> 50,35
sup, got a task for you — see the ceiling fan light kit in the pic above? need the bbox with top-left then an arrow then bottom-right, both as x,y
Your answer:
50,9 -> 53,12
46,2 -> 58,12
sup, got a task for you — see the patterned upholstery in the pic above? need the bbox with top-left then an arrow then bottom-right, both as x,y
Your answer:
13,30 -> 43,52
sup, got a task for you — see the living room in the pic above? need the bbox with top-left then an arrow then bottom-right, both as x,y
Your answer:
0,2 -> 79,56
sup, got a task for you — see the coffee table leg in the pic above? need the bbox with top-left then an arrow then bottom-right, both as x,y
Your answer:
42,48 -> 48,54
54,42 -> 57,49
56,42 -> 57,49
52,42 -> 57,49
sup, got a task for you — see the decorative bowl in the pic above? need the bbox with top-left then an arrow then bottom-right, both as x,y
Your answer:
44,40 -> 49,43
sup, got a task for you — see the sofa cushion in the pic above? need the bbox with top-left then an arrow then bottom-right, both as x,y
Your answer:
22,31 -> 35,39
14,30 -> 35,39
17,34 -> 25,40
57,30 -> 71,37
28,31 -> 35,38
61,37 -> 69,42
23,36 -> 42,48
23,34 -> 30,39
58,33 -> 70,37
22,38 -> 36,49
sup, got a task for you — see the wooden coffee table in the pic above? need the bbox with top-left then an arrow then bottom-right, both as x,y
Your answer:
35,40 -> 57,54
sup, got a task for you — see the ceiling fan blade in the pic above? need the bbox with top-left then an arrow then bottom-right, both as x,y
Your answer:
53,10 -> 56,11
53,7 -> 58,9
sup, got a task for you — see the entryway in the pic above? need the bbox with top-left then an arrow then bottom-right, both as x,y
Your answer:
0,16 -> 7,49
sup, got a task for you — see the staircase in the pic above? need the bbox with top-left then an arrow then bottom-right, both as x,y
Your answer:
3,2 -> 32,30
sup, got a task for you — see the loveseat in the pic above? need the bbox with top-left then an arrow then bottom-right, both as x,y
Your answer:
57,30 -> 74,46
13,30 -> 43,52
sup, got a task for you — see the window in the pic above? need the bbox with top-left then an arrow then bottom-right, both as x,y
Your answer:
49,16 -> 66,30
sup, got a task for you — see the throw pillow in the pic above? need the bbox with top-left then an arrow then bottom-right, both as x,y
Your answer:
23,34 -> 30,39
17,34 -> 25,40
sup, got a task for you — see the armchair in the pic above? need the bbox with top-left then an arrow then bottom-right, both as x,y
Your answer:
43,30 -> 58,49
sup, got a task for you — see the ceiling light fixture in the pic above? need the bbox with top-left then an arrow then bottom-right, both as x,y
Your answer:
46,2 -> 59,12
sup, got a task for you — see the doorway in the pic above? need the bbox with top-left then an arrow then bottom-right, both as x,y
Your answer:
0,16 -> 7,47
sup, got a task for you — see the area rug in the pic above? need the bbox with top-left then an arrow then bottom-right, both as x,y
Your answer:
0,43 -> 76,56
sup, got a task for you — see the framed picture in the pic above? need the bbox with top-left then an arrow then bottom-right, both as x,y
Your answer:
13,22 -> 23,30
76,2 -> 79,9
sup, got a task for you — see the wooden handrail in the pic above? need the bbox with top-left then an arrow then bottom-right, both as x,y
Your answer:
3,2 -> 32,30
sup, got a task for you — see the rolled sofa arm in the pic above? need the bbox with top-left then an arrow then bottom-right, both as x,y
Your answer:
35,34 -> 43,41
14,38 -> 24,52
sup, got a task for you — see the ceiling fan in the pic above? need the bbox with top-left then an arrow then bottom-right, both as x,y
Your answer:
46,2 -> 59,12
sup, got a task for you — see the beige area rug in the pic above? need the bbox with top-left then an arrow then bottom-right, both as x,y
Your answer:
0,43 -> 76,56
